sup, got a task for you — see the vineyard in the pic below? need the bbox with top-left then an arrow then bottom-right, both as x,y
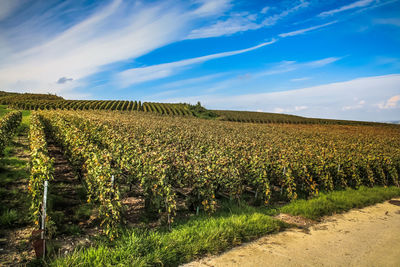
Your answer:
0,92 -> 194,117
214,110 -> 387,125
1,99 -> 400,265
0,111 -> 22,154
1,91 -> 389,125
24,109 -> 400,237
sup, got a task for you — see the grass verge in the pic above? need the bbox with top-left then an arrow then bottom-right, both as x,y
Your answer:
50,203 -> 286,267
280,186 -> 400,220
50,186 -> 400,267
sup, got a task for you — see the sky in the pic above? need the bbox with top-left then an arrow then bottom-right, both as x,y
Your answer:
0,0 -> 400,121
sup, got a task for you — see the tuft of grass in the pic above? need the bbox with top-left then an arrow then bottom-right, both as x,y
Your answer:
280,186 -> 400,220
50,202 -> 286,266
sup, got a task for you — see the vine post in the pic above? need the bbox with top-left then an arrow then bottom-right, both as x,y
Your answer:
41,180 -> 48,258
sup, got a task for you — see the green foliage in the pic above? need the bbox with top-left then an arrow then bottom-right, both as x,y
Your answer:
188,101 -> 218,119
0,111 -> 22,154
280,186 -> 400,220
41,112 -> 121,239
28,113 -> 54,225
35,109 -> 400,237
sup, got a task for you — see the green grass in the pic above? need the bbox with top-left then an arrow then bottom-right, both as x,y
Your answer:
50,202 -> 286,267
280,186 -> 400,220
50,186 -> 400,266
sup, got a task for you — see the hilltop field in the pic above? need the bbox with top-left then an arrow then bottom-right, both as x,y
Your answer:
0,91 -> 399,266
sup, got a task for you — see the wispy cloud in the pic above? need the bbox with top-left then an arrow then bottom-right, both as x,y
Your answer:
0,0 -> 229,95
378,95 -> 400,109
318,0 -> 375,17
305,57 -> 342,67
151,57 -> 342,96
187,1 -> 310,39
190,0 -> 232,17
290,77 -> 311,82
261,6 -> 270,14
279,21 -> 337,37
374,18 -> 400,27
342,100 -> 365,110
262,0 -> 310,26
186,13 -> 262,39
115,40 -> 277,87
256,57 -> 342,77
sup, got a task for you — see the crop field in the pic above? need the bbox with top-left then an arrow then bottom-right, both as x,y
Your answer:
1,103 -> 400,265
37,110 -> 400,232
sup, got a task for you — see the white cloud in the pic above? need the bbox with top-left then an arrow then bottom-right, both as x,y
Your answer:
378,95 -> 400,109
181,57 -> 342,95
342,100 -> 366,110
305,57 -> 342,67
187,1 -> 310,39
295,105 -> 308,111
318,0 -> 375,17
186,13 -> 262,39
263,1 -> 310,26
374,18 -> 400,27
116,39 -> 277,87
163,74 -> 400,121
291,77 -> 311,82
191,0 -> 232,17
274,107 -> 285,113
279,21 -> 337,38
0,0 -> 230,96
256,57 -> 342,77
261,6 -> 270,14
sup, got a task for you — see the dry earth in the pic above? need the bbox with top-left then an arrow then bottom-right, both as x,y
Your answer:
184,198 -> 400,267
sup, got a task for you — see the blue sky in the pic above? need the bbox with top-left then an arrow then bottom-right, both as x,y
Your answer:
0,0 -> 399,121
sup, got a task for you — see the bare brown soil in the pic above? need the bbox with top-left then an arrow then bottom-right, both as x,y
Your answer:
184,198 -> 400,267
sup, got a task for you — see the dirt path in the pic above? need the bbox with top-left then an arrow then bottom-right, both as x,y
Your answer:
185,198 -> 400,267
